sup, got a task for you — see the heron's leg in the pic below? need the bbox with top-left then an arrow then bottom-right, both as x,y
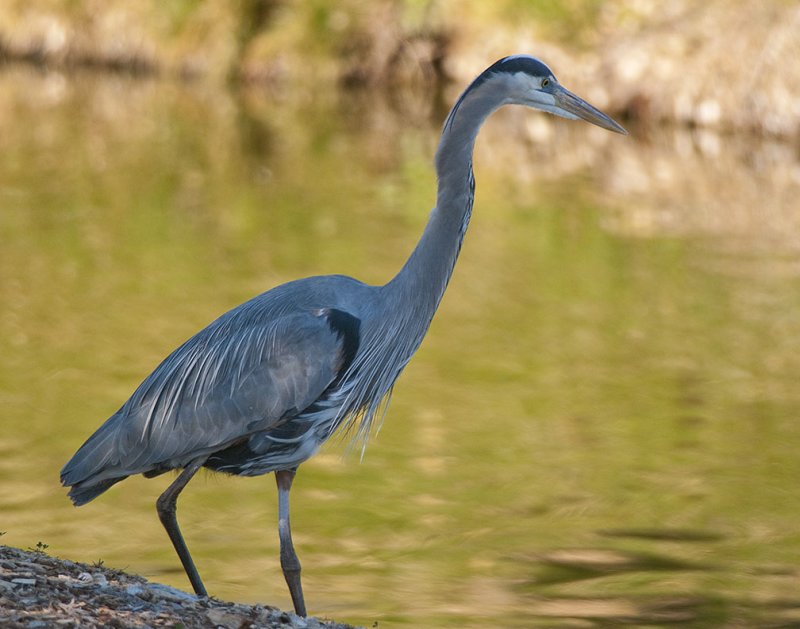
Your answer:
275,468 -> 307,617
156,456 -> 209,597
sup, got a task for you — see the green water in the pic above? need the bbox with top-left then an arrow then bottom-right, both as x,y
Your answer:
2,66 -> 800,627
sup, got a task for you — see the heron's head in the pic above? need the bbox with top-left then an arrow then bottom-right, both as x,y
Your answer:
484,55 -> 627,134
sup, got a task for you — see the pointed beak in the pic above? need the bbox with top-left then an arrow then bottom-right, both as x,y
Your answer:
554,85 -> 628,135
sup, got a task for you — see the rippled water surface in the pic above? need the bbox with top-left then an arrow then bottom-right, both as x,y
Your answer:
2,67 -> 800,627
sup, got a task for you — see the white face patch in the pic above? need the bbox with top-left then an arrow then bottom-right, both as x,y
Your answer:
498,71 -> 558,110
501,71 -> 545,100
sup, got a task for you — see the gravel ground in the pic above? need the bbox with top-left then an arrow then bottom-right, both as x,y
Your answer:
0,545 -> 359,629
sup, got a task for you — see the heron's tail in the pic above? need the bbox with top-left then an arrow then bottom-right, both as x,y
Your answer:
60,411 -> 130,506
64,477 -> 126,506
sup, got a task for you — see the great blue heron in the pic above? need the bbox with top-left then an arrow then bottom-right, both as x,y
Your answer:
61,55 -> 626,616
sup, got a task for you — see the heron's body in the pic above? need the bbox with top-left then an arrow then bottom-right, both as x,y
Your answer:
63,273 -> 431,499
61,55 -> 625,616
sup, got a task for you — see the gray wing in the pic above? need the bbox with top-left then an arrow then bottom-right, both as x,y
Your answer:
61,307 -> 355,491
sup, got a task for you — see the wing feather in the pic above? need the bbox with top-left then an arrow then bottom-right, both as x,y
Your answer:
61,307 -> 349,489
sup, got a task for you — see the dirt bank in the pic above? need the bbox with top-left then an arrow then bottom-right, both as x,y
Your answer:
0,545 -> 358,629
1,1 -> 798,135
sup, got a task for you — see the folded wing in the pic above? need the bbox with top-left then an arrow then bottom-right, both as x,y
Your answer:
61,307 -> 356,503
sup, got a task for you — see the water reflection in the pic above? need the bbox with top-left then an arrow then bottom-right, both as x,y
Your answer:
1,65 -> 800,627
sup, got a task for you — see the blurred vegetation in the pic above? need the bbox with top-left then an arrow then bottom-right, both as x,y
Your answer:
456,0 -> 606,45
0,0 -> 611,82
2,1 -> 799,134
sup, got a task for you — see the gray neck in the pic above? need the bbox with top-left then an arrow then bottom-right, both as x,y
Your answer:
337,79 -> 507,443
383,82 -> 506,326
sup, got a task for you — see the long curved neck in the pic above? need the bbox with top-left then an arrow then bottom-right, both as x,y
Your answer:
340,78 -> 507,441
384,82 -> 506,322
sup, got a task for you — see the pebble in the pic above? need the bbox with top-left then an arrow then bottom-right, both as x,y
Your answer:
206,607 -> 242,628
148,583 -> 196,603
124,584 -> 145,597
11,578 -> 36,585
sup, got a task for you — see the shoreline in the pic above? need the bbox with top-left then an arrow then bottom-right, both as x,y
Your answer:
0,545 -> 359,629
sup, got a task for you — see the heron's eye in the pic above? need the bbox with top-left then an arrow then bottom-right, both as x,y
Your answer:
541,78 -> 550,88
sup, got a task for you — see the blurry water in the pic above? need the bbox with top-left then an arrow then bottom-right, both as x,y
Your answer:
2,66 -> 800,627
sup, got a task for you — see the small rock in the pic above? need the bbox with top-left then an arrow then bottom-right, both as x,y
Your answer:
125,584 -> 144,596
11,578 -> 36,585
147,583 -> 197,603
206,607 -> 243,628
